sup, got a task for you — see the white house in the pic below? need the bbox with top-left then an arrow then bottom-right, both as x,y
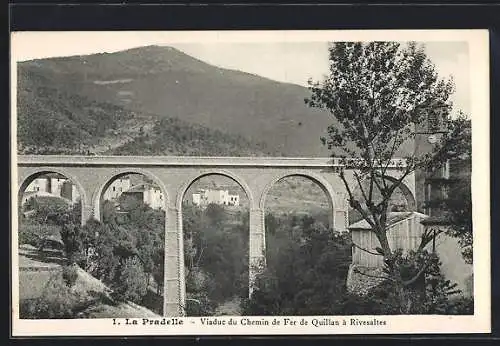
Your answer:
121,183 -> 165,210
49,176 -> 67,197
142,184 -> 164,210
192,192 -> 202,206
103,177 -> 131,201
25,177 -> 50,194
22,174 -> 80,206
191,189 -> 240,207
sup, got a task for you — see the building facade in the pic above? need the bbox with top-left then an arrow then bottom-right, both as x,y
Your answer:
102,178 -> 131,201
25,177 -> 49,194
142,184 -> 165,210
192,188 -> 240,207
121,183 -> 165,210
23,173 -> 80,206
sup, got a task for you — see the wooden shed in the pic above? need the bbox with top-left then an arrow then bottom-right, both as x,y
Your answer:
349,211 -> 429,267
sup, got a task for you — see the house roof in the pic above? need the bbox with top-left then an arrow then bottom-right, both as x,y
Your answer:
421,216 -> 452,226
41,173 -> 67,179
348,211 -> 429,230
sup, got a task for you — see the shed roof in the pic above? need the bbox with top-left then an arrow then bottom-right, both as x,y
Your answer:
348,211 -> 428,230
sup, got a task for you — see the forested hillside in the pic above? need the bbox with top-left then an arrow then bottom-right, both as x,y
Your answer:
16,45 -> 339,156
17,78 -> 281,156
17,45 -> 418,157
109,117 -> 283,156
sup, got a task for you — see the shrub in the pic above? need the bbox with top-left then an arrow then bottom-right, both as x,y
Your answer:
18,225 -> 41,248
449,296 -> 474,315
62,265 -> 79,287
111,257 -> 148,304
18,220 -> 62,248
242,220 -> 352,316
19,274 -> 82,319
338,292 -> 389,315
59,222 -> 84,264
341,250 -> 467,315
185,293 -> 217,317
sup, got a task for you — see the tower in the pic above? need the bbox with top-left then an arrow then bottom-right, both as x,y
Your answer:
413,110 -> 449,216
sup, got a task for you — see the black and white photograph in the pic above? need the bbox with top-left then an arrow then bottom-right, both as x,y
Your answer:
10,30 -> 490,335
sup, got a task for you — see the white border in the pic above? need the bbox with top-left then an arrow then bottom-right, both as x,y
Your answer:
10,29 -> 490,336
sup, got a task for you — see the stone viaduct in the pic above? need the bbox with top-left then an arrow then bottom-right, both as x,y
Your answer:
16,155 -> 416,316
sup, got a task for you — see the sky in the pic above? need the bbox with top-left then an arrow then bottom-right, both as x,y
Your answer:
11,31 -> 471,114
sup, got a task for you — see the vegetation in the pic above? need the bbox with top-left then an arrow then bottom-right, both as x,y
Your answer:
18,218 -> 61,249
62,265 -> 79,287
17,80 -> 133,153
305,41 -> 470,313
243,215 -> 351,315
19,273 -> 84,319
76,202 -> 166,313
183,204 -> 249,315
18,196 -> 78,250
245,213 -> 472,315
424,113 -> 472,263
19,193 -> 166,315
20,190 -> 472,317
17,79 -> 280,157
113,257 -> 149,303
17,43 -> 474,317
17,45 -> 340,157
111,117 -> 281,157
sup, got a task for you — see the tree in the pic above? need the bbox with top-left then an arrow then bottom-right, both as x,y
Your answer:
243,215 -> 352,315
424,113 -> 472,263
54,204 -> 85,264
113,257 -> 148,303
305,42 -> 458,312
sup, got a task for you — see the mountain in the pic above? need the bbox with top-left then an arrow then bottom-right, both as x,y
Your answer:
16,73 -> 283,156
17,45 -> 338,156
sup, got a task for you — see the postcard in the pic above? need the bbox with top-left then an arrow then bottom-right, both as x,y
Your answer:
10,29 -> 490,336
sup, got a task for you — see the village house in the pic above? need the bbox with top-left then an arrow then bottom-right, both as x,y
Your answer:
102,177 -> 131,201
22,173 -> 80,206
120,183 -> 165,210
191,188 -> 240,207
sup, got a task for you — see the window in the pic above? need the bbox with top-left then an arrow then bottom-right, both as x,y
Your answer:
113,186 -> 116,192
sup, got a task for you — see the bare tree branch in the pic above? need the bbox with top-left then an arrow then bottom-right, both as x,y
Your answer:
417,227 -> 444,253
195,246 -> 205,267
402,262 -> 429,287
352,242 -> 383,256
339,169 -> 376,230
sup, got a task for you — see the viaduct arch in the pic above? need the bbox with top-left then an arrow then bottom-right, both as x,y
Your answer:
92,168 -> 171,222
15,155 -> 417,317
17,168 -> 89,223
